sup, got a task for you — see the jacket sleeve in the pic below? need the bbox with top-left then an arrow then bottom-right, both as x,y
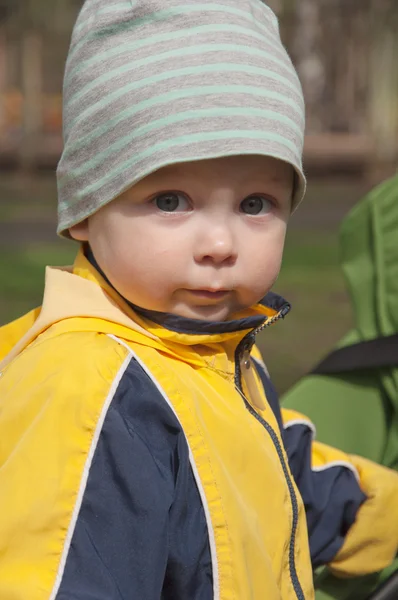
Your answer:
282,408 -> 398,577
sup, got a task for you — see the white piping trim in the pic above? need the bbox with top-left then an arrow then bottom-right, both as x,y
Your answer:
49,352 -> 132,600
251,369 -> 361,485
283,418 -> 317,439
107,334 -> 220,600
312,461 -> 360,483
283,420 -> 361,482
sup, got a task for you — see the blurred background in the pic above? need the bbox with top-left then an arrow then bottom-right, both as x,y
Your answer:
0,0 -> 397,392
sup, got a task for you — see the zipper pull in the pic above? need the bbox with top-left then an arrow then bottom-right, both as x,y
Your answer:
240,351 -> 266,411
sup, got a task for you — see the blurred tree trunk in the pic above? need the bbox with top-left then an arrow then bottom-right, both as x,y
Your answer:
292,0 -> 324,132
369,0 -> 398,165
0,31 -> 6,134
20,29 -> 42,169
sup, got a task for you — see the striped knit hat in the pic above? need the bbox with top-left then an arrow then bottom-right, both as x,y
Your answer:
57,0 -> 306,236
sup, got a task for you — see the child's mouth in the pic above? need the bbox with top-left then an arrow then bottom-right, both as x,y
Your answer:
185,289 -> 230,302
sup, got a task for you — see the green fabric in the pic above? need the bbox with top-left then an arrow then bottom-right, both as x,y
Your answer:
313,560 -> 398,600
282,174 -> 398,598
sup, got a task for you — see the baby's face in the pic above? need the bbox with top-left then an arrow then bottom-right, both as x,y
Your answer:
70,155 -> 293,321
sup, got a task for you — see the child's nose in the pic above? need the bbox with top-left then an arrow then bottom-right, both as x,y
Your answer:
194,223 -> 237,266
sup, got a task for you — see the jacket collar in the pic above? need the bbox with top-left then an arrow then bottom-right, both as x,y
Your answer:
0,246 -> 290,370
83,244 -> 290,341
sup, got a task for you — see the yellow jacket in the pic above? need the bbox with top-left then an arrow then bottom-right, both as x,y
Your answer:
0,249 -> 397,599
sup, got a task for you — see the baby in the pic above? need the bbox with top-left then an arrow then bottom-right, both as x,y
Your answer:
1,1 -> 397,598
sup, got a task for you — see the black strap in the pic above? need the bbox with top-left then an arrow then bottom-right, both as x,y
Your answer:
366,570 -> 398,600
311,334 -> 398,375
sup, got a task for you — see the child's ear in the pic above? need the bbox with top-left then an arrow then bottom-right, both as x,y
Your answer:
69,219 -> 89,241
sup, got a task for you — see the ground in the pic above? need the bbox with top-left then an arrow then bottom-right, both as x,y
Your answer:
0,172 -> 370,393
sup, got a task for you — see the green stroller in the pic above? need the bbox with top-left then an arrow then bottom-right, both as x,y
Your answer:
282,174 -> 398,600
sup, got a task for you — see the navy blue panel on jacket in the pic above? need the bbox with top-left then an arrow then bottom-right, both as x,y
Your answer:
252,358 -> 284,434
251,362 -> 366,567
283,421 -> 366,567
56,357 -> 213,600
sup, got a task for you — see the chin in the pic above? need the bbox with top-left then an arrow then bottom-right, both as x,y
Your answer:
178,305 -> 232,322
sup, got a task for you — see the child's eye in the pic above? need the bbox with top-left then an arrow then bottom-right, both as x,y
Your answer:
240,195 -> 273,215
154,192 -> 190,212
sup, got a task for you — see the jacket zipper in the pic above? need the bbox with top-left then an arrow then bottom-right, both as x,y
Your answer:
234,309 -> 305,600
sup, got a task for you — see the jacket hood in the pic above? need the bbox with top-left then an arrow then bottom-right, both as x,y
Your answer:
0,247 -> 288,370
339,174 -> 398,346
